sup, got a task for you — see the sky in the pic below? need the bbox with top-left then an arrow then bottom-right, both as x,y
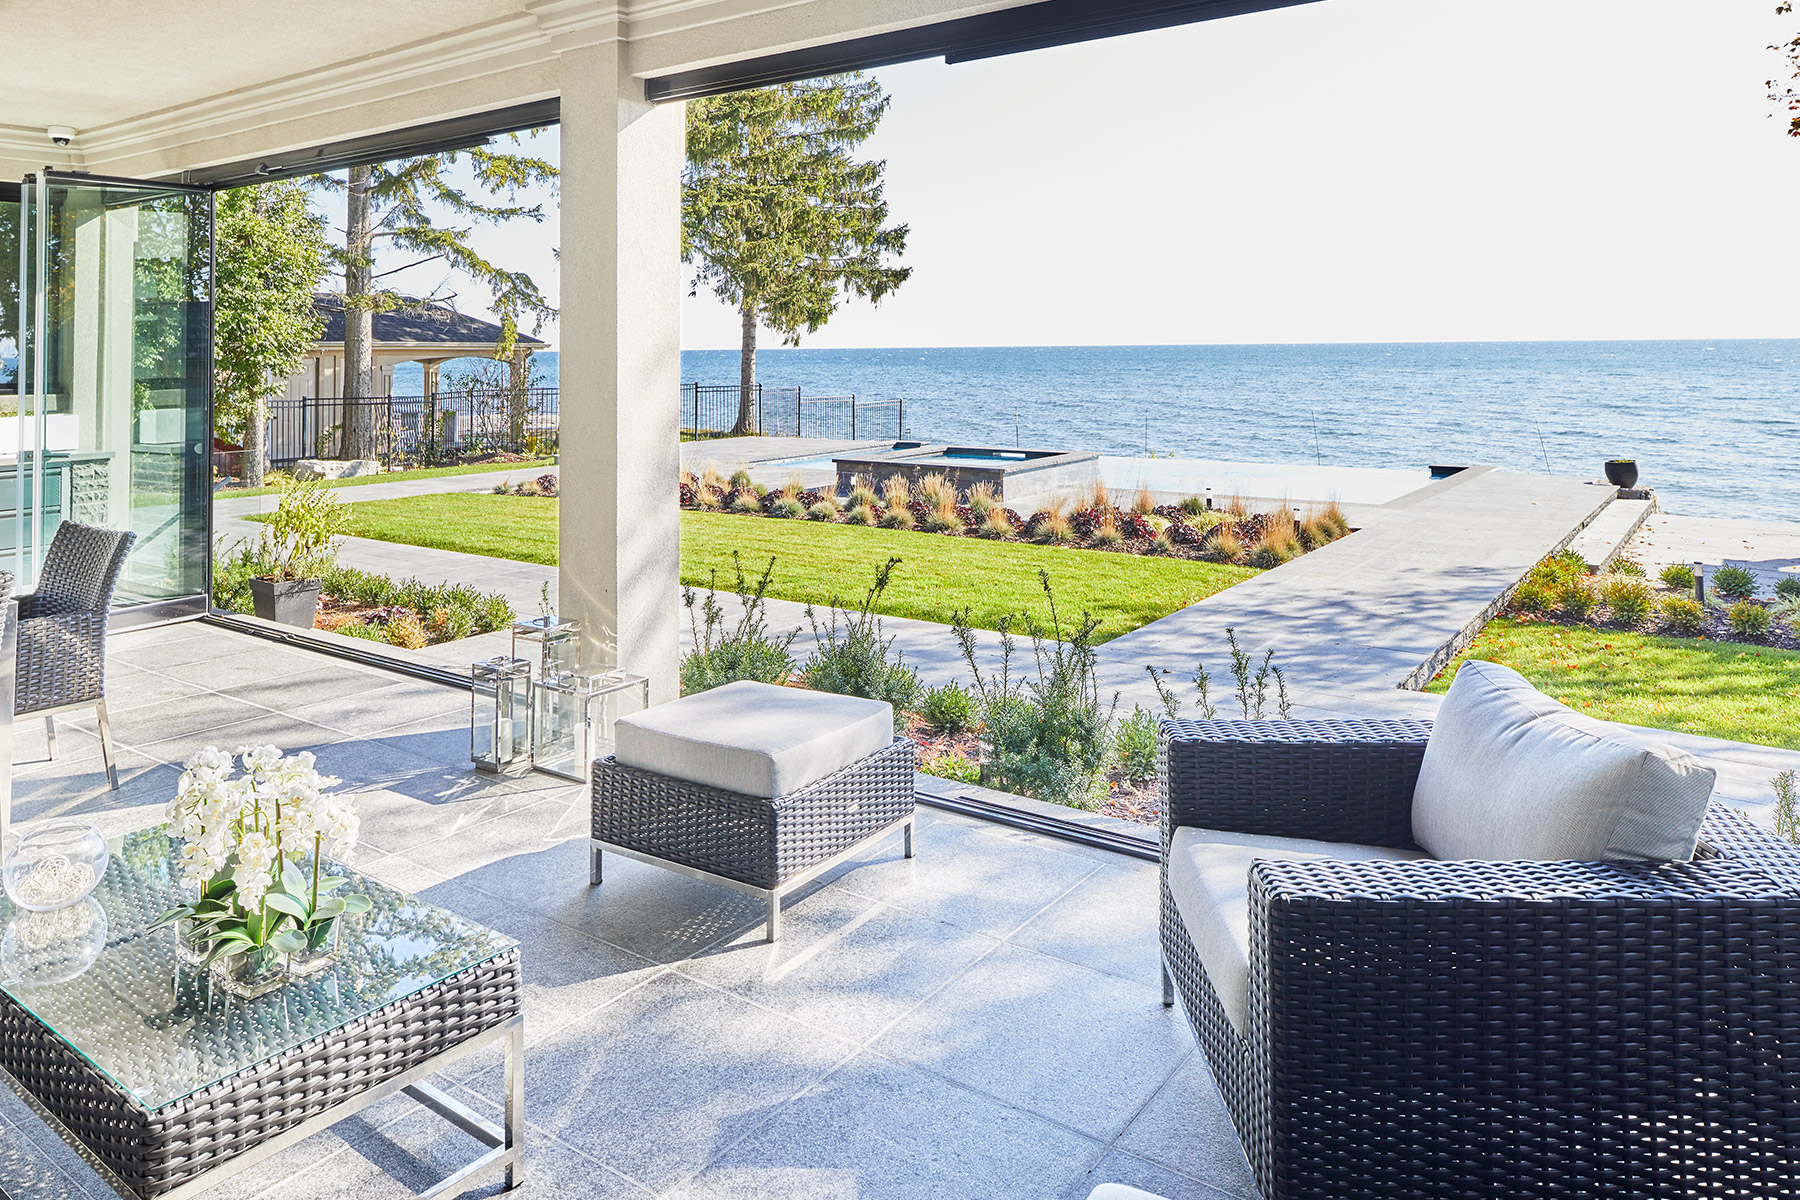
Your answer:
364,0 -> 1800,350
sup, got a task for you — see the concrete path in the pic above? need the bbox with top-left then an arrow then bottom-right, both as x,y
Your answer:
1628,512 -> 1800,595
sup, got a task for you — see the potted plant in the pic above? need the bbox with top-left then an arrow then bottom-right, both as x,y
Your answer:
249,478 -> 351,627
152,745 -> 367,998
1604,459 -> 1639,489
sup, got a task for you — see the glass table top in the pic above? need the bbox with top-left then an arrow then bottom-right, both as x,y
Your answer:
0,826 -> 515,1113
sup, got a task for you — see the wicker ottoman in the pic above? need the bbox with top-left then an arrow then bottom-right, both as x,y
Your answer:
590,681 -> 916,941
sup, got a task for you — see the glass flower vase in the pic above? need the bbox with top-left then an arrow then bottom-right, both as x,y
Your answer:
284,919 -> 341,980
211,944 -> 287,999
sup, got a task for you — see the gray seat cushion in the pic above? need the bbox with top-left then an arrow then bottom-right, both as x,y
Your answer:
613,680 -> 894,798
1413,659 -> 1715,863
1166,826 -> 1426,1038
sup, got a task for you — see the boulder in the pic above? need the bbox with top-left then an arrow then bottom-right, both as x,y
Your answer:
292,458 -> 382,481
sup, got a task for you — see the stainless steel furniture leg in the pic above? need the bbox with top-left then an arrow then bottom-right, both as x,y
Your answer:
903,815 -> 915,858
504,1018 -> 525,1190
95,699 -> 117,790
44,714 -> 55,760
589,841 -> 602,886
766,891 -> 782,943
1162,961 -> 1175,1008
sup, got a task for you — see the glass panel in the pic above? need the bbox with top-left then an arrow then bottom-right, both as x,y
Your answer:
0,826 -> 515,1112
12,175 -> 211,605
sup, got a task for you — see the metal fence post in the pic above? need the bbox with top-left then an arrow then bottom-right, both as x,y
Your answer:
795,385 -> 802,439
898,397 -> 904,439
851,394 -> 857,440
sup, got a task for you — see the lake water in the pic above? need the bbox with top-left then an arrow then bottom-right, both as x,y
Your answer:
396,339 -> 1800,521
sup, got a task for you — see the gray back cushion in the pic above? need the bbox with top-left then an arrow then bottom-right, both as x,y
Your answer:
1413,660 -> 1715,862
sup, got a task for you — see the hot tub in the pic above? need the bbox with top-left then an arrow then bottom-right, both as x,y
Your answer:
830,444 -> 1099,513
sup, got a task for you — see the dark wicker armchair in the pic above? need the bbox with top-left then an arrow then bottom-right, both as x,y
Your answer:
1159,717 -> 1800,1200
14,522 -> 136,790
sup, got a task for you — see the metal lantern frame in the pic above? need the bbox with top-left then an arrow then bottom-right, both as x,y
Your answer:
470,656 -> 534,775
531,670 -> 650,783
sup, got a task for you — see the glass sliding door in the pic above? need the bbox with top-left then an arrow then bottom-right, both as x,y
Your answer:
14,172 -> 212,618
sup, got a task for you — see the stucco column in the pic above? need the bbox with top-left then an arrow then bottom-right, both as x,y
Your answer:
558,43 -> 685,701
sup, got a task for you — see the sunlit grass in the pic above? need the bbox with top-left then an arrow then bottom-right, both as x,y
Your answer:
300,493 -> 1256,642
1428,617 -> 1800,749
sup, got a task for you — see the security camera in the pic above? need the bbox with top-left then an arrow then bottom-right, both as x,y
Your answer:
47,126 -> 75,147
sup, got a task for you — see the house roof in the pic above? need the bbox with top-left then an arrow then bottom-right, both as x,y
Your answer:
311,295 -> 546,349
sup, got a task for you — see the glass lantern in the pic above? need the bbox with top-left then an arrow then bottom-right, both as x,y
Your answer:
531,671 -> 650,782
470,657 -> 533,774
511,615 -> 581,681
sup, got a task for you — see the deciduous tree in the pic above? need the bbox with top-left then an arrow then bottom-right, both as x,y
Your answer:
684,75 -> 910,435
1771,3 -> 1800,137
213,181 -> 330,486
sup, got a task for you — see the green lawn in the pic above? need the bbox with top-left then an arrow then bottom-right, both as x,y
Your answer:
219,459 -> 555,499
1428,617 -> 1800,750
308,493 -> 1256,642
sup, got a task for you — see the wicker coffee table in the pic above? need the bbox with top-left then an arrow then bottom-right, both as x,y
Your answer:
0,826 -> 523,1199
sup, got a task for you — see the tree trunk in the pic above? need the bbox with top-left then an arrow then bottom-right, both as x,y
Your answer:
341,164 -> 377,462
732,301 -> 757,436
243,394 -> 267,487
507,346 -> 531,448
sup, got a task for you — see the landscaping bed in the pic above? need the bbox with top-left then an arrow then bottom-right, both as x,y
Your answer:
1431,550 -> 1800,749
217,456 -> 555,498
680,466 -> 1353,569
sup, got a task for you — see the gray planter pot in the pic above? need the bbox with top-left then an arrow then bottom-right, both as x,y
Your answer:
249,577 -> 322,628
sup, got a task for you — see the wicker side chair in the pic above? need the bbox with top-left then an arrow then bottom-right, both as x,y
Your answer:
1159,718 -> 1800,1200
14,522 -> 136,790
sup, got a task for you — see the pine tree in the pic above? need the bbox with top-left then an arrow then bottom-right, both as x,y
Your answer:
316,140 -> 557,459
684,75 -> 911,435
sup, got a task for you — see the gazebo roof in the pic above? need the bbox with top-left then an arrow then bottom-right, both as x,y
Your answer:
310,294 -> 547,349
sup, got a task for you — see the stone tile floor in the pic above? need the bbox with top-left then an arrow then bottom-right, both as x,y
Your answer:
0,622 -> 1255,1200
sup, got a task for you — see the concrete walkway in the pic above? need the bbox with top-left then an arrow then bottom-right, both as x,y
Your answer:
1628,512 -> 1800,595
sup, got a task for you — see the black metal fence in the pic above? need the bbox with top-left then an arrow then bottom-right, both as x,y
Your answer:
681,383 -> 903,441
268,389 -> 559,468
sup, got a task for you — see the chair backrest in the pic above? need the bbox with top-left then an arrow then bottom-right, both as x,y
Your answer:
31,522 -> 136,615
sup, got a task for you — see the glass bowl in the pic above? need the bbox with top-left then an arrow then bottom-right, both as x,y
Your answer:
2,900 -> 108,985
3,820 -> 111,912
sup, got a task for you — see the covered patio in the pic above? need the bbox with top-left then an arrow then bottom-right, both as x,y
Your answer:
0,622 -> 1241,1200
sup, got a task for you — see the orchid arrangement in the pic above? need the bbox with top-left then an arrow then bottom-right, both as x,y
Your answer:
154,745 -> 368,965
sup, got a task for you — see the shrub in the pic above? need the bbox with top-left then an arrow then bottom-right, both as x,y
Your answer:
1558,579 -> 1598,620
731,492 -> 762,514
1131,485 -> 1156,516
920,681 -> 978,734
1319,500 -> 1352,538
847,484 -> 881,510
212,539 -> 279,614
845,502 -> 881,526
1660,594 -> 1706,634
1777,577 -> 1800,601
1511,578 -> 1558,614
1206,528 -> 1244,562
384,612 -> 429,650
1178,495 -> 1209,516
800,557 -> 920,729
1114,707 -> 1159,782
728,467 -> 753,489
977,509 -> 1013,539
922,501 -> 961,533
768,496 -> 805,519
332,621 -> 385,642
918,753 -> 980,785
918,472 -> 957,509
693,487 -> 722,511
1711,565 -> 1758,601
1147,533 -> 1174,555
968,483 -> 999,520
1601,576 -> 1654,626
806,499 -> 840,521
1089,517 -> 1124,548
881,476 -> 912,508
1659,563 -> 1696,590
1776,771 -> 1800,846
1033,513 -> 1073,544
879,506 -> 916,531
1609,557 -> 1644,576
953,572 -> 1114,810
1298,514 -> 1336,549
1728,602 -> 1772,637
426,604 -> 476,643
264,477 -> 352,581
680,553 -> 798,693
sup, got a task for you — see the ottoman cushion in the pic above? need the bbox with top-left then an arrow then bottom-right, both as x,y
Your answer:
613,680 -> 893,798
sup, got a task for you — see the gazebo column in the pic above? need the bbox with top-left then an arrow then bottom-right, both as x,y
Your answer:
557,42 -> 685,701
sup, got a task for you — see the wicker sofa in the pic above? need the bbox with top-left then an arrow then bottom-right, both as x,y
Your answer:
1159,666 -> 1800,1200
